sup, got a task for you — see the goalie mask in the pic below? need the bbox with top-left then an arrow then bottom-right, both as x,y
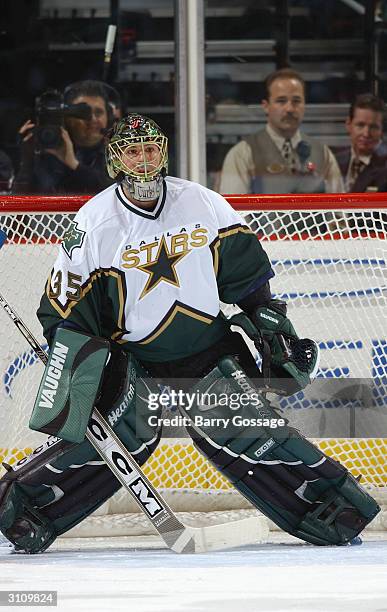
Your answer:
106,114 -> 168,202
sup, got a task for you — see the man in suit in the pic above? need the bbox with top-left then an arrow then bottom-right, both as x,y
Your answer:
335,93 -> 387,193
219,68 -> 343,195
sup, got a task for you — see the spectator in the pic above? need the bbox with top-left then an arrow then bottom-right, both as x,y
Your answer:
335,93 -> 387,192
13,80 -> 114,195
219,68 -> 344,194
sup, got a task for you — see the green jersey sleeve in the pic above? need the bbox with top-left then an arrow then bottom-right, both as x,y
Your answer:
205,190 -> 274,303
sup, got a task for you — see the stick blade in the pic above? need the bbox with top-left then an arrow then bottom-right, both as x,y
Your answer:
177,516 -> 268,553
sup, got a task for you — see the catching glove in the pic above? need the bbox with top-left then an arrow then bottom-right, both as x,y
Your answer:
230,300 -> 319,395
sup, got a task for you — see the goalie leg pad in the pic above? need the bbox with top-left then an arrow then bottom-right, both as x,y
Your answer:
182,356 -> 380,545
0,350 -> 162,553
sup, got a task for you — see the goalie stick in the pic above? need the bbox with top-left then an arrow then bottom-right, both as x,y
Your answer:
0,228 -> 265,553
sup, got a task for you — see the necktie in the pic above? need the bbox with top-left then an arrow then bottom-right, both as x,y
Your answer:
349,159 -> 364,190
282,139 -> 295,172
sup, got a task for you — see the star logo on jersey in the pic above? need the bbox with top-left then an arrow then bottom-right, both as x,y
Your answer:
138,235 -> 188,299
62,221 -> 86,259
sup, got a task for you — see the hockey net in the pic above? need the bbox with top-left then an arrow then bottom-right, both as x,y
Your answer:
0,193 -> 386,538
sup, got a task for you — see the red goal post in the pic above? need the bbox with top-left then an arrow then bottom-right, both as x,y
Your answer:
0,192 -> 386,537
2,191 -> 387,212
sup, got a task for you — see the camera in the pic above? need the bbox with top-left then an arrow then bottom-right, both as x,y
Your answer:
34,89 -> 92,151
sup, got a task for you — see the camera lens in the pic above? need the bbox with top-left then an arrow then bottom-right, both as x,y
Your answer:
34,89 -> 65,150
36,126 -> 63,149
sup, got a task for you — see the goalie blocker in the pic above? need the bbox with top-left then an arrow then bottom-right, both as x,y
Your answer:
0,329 -> 162,553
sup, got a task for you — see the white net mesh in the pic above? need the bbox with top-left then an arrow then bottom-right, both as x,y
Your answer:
0,195 -> 386,535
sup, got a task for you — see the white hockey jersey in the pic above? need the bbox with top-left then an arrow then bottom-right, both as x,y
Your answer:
38,177 -> 273,361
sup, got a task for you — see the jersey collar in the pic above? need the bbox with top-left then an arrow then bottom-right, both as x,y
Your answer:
115,181 -> 167,220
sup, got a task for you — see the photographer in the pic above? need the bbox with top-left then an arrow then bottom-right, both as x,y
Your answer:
13,80 -> 114,195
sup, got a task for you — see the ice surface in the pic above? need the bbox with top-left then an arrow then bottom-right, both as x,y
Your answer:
1,533 -> 387,612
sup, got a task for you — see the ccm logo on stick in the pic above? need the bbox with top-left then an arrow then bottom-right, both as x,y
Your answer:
130,477 -> 164,518
110,451 -> 163,517
88,420 -> 164,518
112,451 -> 163,518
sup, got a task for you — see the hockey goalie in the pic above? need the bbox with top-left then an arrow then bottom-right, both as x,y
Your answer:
0,114 -> 379,553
